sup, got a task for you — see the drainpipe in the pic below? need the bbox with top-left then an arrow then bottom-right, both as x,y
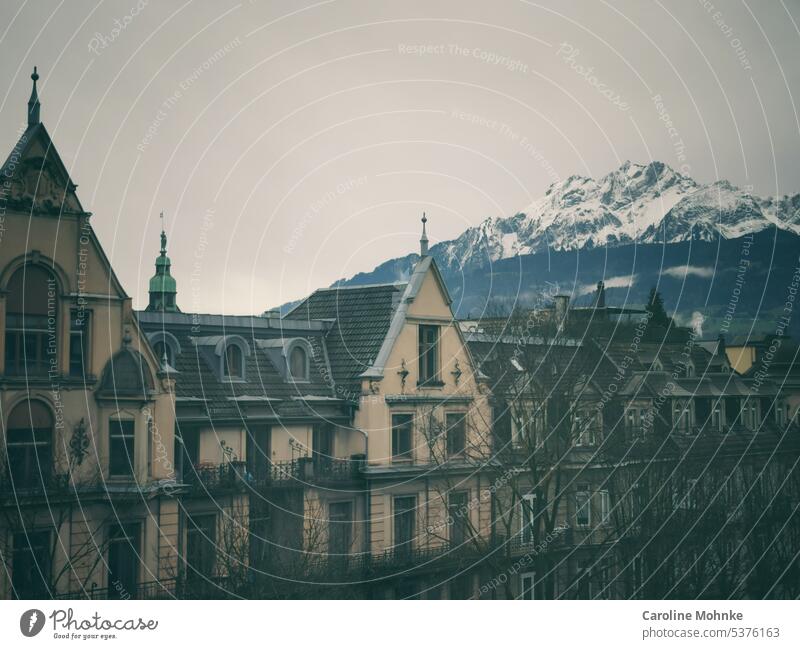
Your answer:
353,426 -> 370,557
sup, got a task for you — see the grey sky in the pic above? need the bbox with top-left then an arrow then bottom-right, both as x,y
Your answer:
1,0 -> 799,313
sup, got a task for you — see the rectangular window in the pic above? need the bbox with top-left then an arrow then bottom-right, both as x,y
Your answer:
521,493 -> 536,544
577,411 -> 596,446
107,522 -> 141,599
445,413 -> 466,457
391,414 -> 413,462
329,501 -> 353,557
7,426 -> 52,488
712,401 -> 722,430
576,484 -> 590,527
448,491 -> 469,547
520,572 -> 536,600
5,314 -> 50,376
12,531 -> 51,599
186,514 -> 216,580
599,490 -> 611,525
69,311 -> 90,377
109,419 -> 135,477
393,495 -> 417,557
418,324 -> 440,385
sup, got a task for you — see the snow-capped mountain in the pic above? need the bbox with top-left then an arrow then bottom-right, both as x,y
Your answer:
434,161 -> 800,272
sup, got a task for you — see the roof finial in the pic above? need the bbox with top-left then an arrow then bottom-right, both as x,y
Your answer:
420,212 -> 429,257
28,66 -> 40,127
159,211 -> 167,256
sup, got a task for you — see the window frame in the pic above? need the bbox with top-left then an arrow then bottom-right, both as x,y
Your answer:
109,418 -> 136,478
445,412 -> 467,457
288,343 -> 310,382
417,324 -> 441,387
69,309 -> 91,378
391,413 -> 414,463
575,484 -> 591,527
223,343 -> 244,379
393,495 -> 417,556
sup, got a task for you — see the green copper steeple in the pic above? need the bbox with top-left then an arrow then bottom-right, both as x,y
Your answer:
146,214 -> 179,312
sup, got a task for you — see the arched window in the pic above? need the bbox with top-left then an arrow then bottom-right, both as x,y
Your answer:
6,400 -> 53,488
289,345 -> 308,380
224,344 -> 243,378
153,340 -> 174,367
5,265 -> 56,375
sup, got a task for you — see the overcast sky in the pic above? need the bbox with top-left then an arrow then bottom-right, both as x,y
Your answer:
2,0 -> 799,313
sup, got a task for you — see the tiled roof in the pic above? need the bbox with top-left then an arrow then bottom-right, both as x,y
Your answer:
286,284 -> 405,401
137,312 -> 346,421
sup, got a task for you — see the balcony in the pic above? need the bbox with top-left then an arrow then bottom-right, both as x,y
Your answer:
182,456 -> 365,494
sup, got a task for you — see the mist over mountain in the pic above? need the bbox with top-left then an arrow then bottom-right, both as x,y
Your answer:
326,161 -> 800,335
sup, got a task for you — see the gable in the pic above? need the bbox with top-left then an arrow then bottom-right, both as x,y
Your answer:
1,123 -> 83,215
406,267 -> 453,319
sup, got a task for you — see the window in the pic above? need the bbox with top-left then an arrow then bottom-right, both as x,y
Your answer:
391,414 -> 413,462
186,514 -> 216,581
446,412 -> 466,457
449,573 -> 473,600
329,502 -> 353,557
520,572 -> 536,600
520,493 -> 536,544
289,345 -> 308,380
675,478 -> 698,510
576,410 -> 596,446
107,522 -> 141,599
673,400 -> 690,432
5,265 -> 55,376
12,531 -> 51,599
109,419 -> 135,477
69,311 -> 90,377
6,401 -> 53,488
418,324 -> 440,385
712,401 -> 722,430
448,491 -> 470,547
152,340 -> 173,367
576,484 -> 590,527
599,490 -> 611,525
224,344 -> 243,378
393,496 -> 417,557
777,403 -> 787,427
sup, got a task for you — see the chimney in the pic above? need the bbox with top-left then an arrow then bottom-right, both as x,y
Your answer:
554,295 -> 569,326
594,280 -> 606,308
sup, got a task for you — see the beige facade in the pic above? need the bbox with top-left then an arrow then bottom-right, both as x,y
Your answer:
0,76 -> 179,598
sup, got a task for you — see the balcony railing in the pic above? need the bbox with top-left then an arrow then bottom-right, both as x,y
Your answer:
182,456 -> 366,494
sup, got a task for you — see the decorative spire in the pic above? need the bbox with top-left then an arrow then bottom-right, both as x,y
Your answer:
159,211 -> 167,256
147,212 -> 179,312
28,66 -> 40,127
420,212 -> 429,257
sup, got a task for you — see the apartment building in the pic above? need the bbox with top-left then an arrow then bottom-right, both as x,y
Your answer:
0,70 -> 178,599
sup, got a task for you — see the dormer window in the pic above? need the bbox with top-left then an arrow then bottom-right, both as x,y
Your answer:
153,340 -> 174,367
289,345 -> 308,381
224,344 -> 244,378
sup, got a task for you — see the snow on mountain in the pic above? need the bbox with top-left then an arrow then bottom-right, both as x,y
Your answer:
435,161 -> 800,272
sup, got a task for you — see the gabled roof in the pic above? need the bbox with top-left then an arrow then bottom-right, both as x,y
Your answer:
361,256 -> 453,379
286,282 -> 406,400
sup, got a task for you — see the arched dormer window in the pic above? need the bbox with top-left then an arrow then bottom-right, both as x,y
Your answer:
6,400 -> 53,487
224,344 -> 244,378
147,331 -> 181,368
5,265 -> 56,376
289,344 -> 309,381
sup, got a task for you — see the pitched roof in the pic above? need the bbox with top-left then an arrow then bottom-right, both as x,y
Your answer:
285,283 -> 405,401
137,311 -> 346,421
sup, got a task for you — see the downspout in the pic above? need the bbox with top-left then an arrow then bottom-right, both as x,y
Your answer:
353,426 -> 370,557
